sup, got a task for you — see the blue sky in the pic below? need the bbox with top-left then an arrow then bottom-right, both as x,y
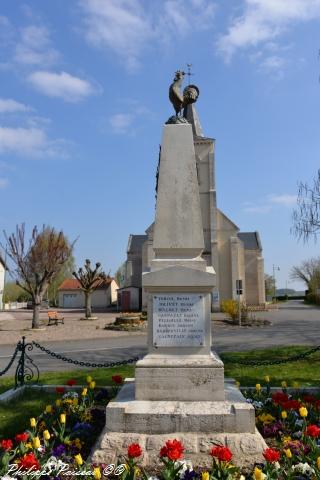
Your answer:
0,0 -> 320,291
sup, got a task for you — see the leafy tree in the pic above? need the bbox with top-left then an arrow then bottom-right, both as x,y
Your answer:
3,282 -> 31,303
290,257 -> 320,293
264,274 -> 275,298
292,169 -> 320,242
73,259 -> 106,319
2,224 -> 74,329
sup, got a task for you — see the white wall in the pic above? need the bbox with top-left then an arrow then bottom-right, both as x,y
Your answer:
58,285 -> 116,308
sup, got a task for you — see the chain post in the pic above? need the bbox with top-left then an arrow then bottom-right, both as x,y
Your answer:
15,336 -> 26,388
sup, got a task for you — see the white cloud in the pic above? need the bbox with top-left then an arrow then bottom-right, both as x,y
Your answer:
0,126 -> 66,157
268,193 -> 297,206
0,98 -> 31,113
108,99 -> 152,134
0,178 -> 8,188
243,204 -> 272,214
109,113 -> 134,134
79,0 -> 216,71
244,192 -> 297,213
260,55 -> 286,71
217,0 -> 320,62
14,25 -> 59,66
27,70 -> 96,102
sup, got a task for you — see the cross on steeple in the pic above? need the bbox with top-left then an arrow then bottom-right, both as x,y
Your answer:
186,63 -> 194,85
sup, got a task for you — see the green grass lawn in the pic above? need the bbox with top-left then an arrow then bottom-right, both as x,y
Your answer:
221,345 -> 320,387
0,345 -> 319,438
0,389 -> 56,438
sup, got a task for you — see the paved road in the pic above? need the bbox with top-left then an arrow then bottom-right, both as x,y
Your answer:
0,300 -> 319,375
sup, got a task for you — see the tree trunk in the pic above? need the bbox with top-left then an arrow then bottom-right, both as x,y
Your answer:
85,292 -> 92,318
32,303 -> 41,329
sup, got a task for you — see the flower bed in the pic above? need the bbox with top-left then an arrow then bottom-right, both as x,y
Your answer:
0,375 -> 320,479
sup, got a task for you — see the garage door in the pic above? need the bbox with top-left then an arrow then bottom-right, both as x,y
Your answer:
63,294 -> 78,308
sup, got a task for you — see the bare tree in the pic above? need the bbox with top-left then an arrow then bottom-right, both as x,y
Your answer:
292,169 -> 320,242
290,257 -> 320,292
2,224 -> 73,329
73,260 -> 106,318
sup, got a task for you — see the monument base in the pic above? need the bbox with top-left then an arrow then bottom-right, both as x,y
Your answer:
135,353 -> 225,401
91,380 -> 267,468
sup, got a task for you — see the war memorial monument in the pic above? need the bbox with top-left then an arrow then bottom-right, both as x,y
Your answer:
92,72 -> 267,467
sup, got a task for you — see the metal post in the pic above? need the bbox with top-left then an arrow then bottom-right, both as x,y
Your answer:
17,336 -> 26,387
238,291 -> 241,327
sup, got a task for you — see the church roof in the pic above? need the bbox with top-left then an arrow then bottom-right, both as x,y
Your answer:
238,232 -> 262,250
184,104 -> 204,137
127,234 -> 148,254
58,277 -> 114,291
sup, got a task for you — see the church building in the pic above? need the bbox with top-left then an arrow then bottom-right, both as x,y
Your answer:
117,104 -> 265,311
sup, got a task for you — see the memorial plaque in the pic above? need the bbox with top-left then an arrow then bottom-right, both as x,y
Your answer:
153,293 -> 205,347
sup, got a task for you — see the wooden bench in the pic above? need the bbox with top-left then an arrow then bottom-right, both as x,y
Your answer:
47,311 -> 64,326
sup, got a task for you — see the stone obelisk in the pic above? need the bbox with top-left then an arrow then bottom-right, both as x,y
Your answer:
92,71 -> 267,467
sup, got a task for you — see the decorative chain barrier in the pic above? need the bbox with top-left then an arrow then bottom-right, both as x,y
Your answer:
0,343 -> 20,376
1,337 -> 320,389
226,345 -> 320,367
32,341 -> 142,368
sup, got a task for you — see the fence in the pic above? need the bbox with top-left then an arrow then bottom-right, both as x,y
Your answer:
0,336 -> 141,388
3,302 -> 28,310
0,337 -> 320,389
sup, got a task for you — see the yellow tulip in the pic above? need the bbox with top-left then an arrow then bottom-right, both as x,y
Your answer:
86,375 -> 92,383
317,456 -> 320,469
93,467 -> 101,479
253,466 -> 266,480
30,418 -> 36,428
281,411 -> 287,420
299,406 -> 308,418
201,472 -> 209,480
56,399 -> 61,407
255,383 -> 261,392
73,398 -> 78,406
235,381 -> 240,388
281,381 -> 287,388
89,381 -> 96,389
60,413 -> 66,424
292,381 -> 299,388
45,405 -> 52,413
284,449 -> 292,458
264,375 -> 270,383
81,388 -> 88,396
32,437 -> 41,449
74,453 -> 83,466
43,430 -> 51,441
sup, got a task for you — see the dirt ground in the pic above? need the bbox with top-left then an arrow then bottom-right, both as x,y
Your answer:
0,309 -> 144,345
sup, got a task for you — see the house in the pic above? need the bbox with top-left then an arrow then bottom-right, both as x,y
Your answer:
58,277 -> 118,309
119,104 -> 265,311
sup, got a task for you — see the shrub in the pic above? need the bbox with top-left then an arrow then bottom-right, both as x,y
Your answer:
221,299 -> 247,321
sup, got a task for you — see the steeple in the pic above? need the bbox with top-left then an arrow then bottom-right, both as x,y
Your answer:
183,103 -> 204,138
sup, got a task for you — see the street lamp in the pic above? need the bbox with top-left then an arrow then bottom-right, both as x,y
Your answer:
273,264 -> 280,301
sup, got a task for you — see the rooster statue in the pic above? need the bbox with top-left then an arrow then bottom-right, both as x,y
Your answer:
167,70 -> 199,123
